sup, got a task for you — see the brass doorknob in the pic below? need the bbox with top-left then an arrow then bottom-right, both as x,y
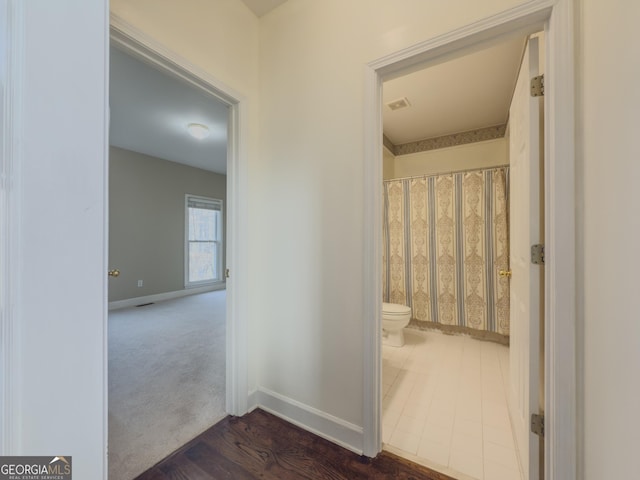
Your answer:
499,270 -> 512,278
108,269 -> 120,277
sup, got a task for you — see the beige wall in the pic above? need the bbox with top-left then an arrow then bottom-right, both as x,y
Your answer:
109,147 -> 226,302
389,137 -> 508,179
382,147 -> 395,180
110,0 -> 259,97
580,0 -> 640,478
13,2 -> 110,476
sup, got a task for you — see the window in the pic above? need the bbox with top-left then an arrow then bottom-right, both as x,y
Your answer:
185,195 -> 223,286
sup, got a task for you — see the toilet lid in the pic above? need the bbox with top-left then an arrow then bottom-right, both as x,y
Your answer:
382,303 -> 411,315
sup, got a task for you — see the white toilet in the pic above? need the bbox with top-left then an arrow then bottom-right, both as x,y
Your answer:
382,302 -> 412,347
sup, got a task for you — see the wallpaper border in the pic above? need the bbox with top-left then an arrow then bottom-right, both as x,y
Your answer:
388,124 -> 507,156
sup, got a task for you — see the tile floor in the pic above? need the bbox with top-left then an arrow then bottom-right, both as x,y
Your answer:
382,328 -> 522,480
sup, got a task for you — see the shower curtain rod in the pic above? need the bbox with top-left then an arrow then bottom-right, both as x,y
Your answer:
384,164 -> 510,183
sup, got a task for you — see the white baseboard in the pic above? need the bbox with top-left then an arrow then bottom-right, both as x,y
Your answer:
249,387 -> 364,455
108,283 -> 225,310
247,388 -> 259,411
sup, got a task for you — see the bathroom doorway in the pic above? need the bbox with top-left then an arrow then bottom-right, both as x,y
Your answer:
372,18 -> 556,478
380,37 -> 520,479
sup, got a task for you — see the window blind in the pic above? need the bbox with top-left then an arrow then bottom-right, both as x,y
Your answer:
187,197 -> 222,211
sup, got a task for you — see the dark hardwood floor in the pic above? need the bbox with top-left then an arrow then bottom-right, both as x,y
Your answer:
134,408 -> 456,480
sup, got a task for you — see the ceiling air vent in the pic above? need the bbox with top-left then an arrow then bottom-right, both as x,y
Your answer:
386,97 -> 411,111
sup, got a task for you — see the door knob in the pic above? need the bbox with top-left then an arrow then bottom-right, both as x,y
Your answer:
499,270 -> 512,278
108,269 -> 120,277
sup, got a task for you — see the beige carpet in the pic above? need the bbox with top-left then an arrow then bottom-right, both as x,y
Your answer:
108,290 -> 226,480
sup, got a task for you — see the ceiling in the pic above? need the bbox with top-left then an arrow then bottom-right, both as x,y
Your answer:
241,0 -> 288,17
109,32 -> 527,176
383,35 -> 526,146
109,46 -> 229,174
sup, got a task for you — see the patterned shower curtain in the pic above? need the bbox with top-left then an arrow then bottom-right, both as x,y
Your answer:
383,167 -> 510,336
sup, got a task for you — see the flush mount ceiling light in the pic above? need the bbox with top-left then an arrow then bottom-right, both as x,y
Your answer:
187,123 -> 211,139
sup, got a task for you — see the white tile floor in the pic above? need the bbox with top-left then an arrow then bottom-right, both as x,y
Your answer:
382,328 -> 522,480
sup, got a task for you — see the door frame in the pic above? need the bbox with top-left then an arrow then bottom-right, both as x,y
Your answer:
0,0 -> 23,454
362,1 -> 576,478
109,15 -> 249,416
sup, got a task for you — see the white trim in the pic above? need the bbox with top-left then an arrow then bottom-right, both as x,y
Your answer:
0,0 -> 24,454
100,3 -> 110,474
369,1 -> 553,81
108,284 -> 225,311
109,14 -> 250,417
544,1 -> 576,478
249,387 -> 364,455
362,58 -> 383,458
363,1 -> 576,478
224,79 -> 250,417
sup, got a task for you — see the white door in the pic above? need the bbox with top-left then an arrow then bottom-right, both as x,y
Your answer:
508,36 -> 543,480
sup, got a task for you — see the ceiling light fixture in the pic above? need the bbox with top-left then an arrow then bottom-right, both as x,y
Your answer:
187,123 -> 211,139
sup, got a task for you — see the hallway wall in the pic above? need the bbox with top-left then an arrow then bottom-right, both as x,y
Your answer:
9,2 -> 109,478
579,0 -> 640,477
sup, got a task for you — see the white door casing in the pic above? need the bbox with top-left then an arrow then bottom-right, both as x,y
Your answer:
365,3 -> 576,478
508,36 -> 543,480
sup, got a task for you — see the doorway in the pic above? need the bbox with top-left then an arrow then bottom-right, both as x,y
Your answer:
362,2 -> 577,480
107,42 -> 229,479
107,18 -> 250,479
379,33 -> 534,480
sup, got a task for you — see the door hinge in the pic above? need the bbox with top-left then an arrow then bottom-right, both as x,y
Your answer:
531,413 -> 545,437
225,268 -> 230,279
531,244 -> 545,265
531,74 -> 544,97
